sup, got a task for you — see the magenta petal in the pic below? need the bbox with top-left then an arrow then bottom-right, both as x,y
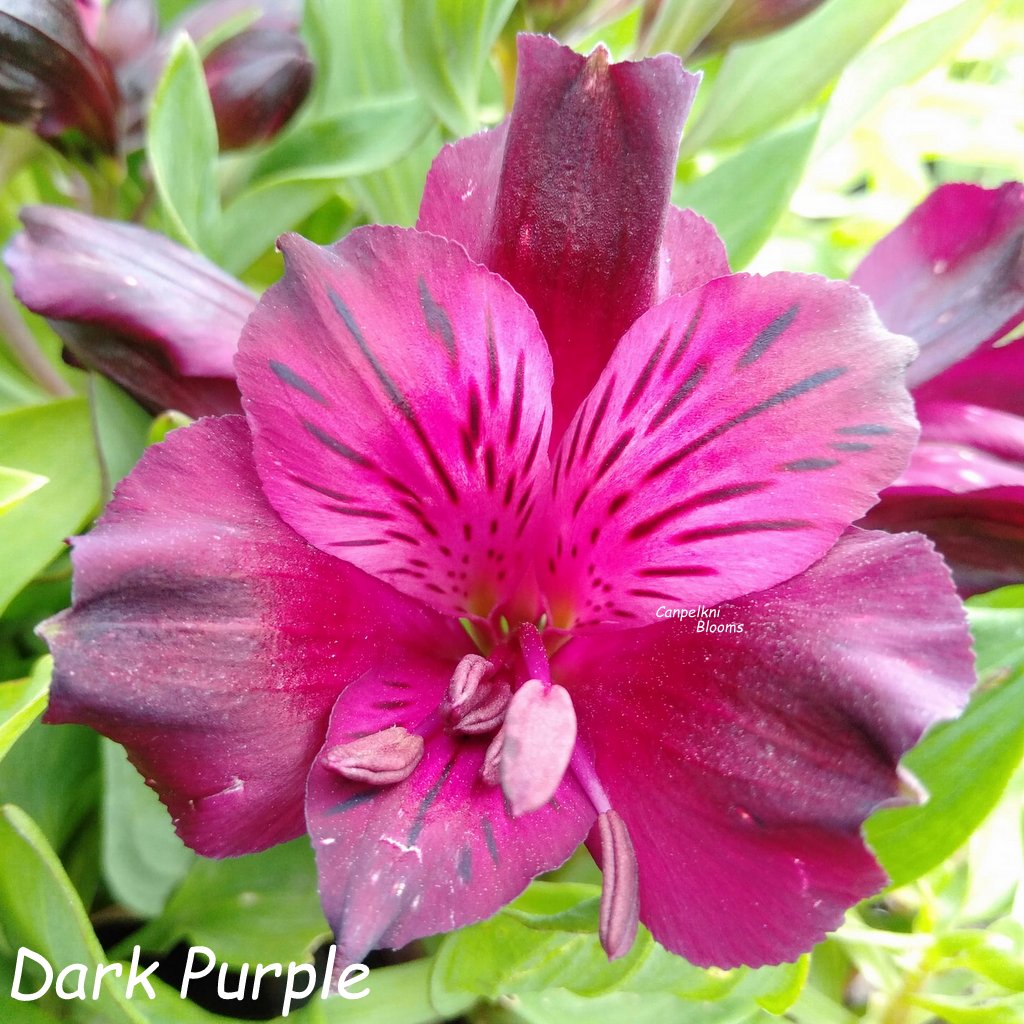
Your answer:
851,182 -> 1024,388
236,226 -> 554,619
418,35 -> 699,440
917,401 -> 1024,468
656,205 -> 730,301
4,205 -> 254,415
41,416 -> 464,856
916,335 -> 1024,418
558,530 -> 973,967
306,665 -> 594,962
543,273 -> 918,629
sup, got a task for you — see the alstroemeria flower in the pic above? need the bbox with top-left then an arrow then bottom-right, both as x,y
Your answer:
42,36 -> 974,970
855,182 -> 1024,595
4,205 -> 254,416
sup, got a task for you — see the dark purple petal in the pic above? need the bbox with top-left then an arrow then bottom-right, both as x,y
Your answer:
204,26 -> 313,150
851,182 -> 1024,389
864,486 -> 1024,597
418,34 -> 700,440
916,401 -> 1024,469
541,272 -> 918,629
41,416 -> 466,857
0,0 -> 120,150
306,663 -> 594,962
236,226 -> 554,620
556,529 -> 974,967
4,205 -> 255,415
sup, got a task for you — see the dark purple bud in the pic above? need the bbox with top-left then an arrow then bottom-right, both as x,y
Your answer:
321,726 -> 425,786
203,26 -> 313,150
597,809 -> 639,961
3,205 -> 255,416
0,0 -> 120,151
696,0 -> 826,53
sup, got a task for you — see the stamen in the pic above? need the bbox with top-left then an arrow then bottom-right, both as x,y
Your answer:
597,809 -> 639,960
480,727 -> 504,785
320,726 -> 423,785
500,678 -> 576,815
444,654 -> 511,734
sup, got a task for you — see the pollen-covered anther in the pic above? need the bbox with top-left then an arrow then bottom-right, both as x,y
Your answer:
320,726 -> 424,786
500,678 -> 577,816
597,809 -> 640,960
443,653 -> 511,734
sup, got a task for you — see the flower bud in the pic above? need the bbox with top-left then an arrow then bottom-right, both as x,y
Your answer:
0,0 -> 120,150
203,25 -> 313,150
4,205 -> 256,416
697,0 -> 826,53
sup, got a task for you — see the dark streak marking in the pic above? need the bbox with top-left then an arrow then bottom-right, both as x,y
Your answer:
783,457 -> 839,471
608,492 -> 629,516
838,424 -> 891,436
457,846 -> 473,884
332,506 -> 394,520
665,307 -> 703,375
623,334 -> 667,416
385,475 -> 420,501
670,520 -> 812,544
646,367 -> 848,482
408,759 -> 456,844
582,378 -> 616,461
329,539 -> 388,548
628,482 -> 770,540
303,420 -> 371,466
484,445 -> 496,490
503,474 -> 516,507
486,311 -> 500,405
516,483 -> 534,517
594,431 -> 634,484
482,817 -> 499,865
290,476 -> 355,502
572,488 -> 589,518
384,679 -> 411,689
565,406 -> 587,474
523,420 -> 544,477
418,276 -> 456,360
507,352 -> 525,448
372,699 -> 409,710
833,442 -> 872,452
738,304 -> 799,367
647,364 -> 706,434
637,565 -> 717,577
467,384 -> 481,444
270,360 -> 330,405
328,790 -> 377,814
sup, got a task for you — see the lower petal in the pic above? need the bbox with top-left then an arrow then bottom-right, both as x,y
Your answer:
307,664 -> 594,962
42,416 -> 464,857
555,530 -> 974,967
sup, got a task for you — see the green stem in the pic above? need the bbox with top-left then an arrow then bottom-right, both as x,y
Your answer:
0,286 -> 74,398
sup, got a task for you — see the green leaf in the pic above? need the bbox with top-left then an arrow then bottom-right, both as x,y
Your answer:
101,739 -> 195,919
866,666 -> 1024,887
251,95 -> 436,187
217,179 -> 335,275
430,881 -> 753,1017
636,0 -> 732,59
126,840 -> 329,967
0,466 -> 47,516
147,33 -> 221,254
674,118 -> 820,268
910,993 -> 1024,1024
0,657 -> 50,764
88,375 -> 151,499
0,720 -> 100,857
966,586 -> 1024,681
294,959 -> 462,1024
816,0 -> 998,154
680,0 -> 905,155
147,410 -> 193,446
0,399 -> 101,615
0,804 -> 146,1023
400,0 -> 516,136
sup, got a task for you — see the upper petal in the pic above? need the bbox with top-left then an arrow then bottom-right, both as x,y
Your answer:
42,416 -> 464,857
236,226 -> 554,620
5,205 -> 254,415
851,182 -> 1024,389
306,661 -> 594,962
915,335 -> 1024,418
557,529 -> 974,967
542,272 -> 918,629
418,34 -> 700,441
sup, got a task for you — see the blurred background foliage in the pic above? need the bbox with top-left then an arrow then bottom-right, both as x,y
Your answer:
1,1 -> 1023,1022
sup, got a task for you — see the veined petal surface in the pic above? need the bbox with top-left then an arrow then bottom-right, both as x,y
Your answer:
43,417 -> 464,856
556,529 -> 974,967
237,226 -> 554,620
542,273 -> 918,628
